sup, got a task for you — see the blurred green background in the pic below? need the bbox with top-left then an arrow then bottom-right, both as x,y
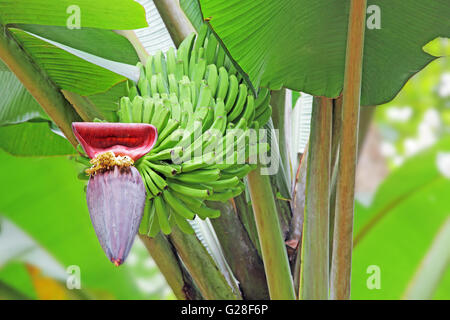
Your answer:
0,39 -> 449,300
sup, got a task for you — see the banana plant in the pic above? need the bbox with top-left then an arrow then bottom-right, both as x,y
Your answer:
0,0 -> 448,300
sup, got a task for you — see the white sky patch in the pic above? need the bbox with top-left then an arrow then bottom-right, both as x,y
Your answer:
438,73 -> 450,97
404,109 -> 441,157
143,257 -> 156,269
125,252 -> 138,267
437,153 -> 450,178
380,141 -> 397,157
386,106 -> 413,122
393,155 -> 405,166
136,274 -> 166,294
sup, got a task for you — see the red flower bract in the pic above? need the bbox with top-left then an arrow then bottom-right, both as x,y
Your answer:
72,122 -> 158,161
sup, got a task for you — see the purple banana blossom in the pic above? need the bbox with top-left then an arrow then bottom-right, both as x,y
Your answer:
87,166 -> 146,266
72,122 -> 157,266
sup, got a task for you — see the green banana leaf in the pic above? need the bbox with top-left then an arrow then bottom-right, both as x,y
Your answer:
0,0 -> 147,29
0,150 -> 147,299
0,122 -> 76,156
351,137 -> 450,299
180,0 -> 203,32
0,71 -> 49,125
16,25 -> 140,65
0,262 -> 36,299
0,0 -> 147,122
0,0 -> 148,155
198,0 -> 450,106
8,29 -> 127,96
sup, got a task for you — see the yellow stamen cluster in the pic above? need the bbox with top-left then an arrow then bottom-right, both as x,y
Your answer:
86,152 -> 134,175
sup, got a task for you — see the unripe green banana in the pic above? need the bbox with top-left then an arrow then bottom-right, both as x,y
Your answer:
172,168 -> 220,184
150,74 -> 158,95
162,190 -> 195,220
180,152 -> 215,172
147,203 -> 160,237
152,105 -> 170,133
146,167 -> 169,191
216,67 -> 229,100
202,176 -> 240,191
127,80 -> 138,101
239,94 -> 255,124
157,72 -> 169,95
154,196 -> 171,235
167,180 -> 211,198
193,59 -> 207,86
139,204 -> 151,235
142,170 -> 162,197
194,24 -> 209,53
206,64 -> 219,97
169,208 -> 194,234
228,84 -> 248,122
171,190 -> 204,208
153,50 -> 166,78
166,47 -> 177,75
206,186 -> 243,202
255,87 -> 270,109
145,56 -> 154,81
146,146 -> 183,161
190,204 -> 221,220
119,97 -> 132,123
215,46 -> 226,69
155,119 -> 180,146
142,97 -> 155,123
132,96 -> 144,123
144,160 -> 179,177
168,74 -> 178,97
205,34 -> 218,65
225,74 -> 239,112
255,105 -> 272,127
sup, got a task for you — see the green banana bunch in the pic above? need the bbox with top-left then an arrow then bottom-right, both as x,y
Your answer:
83,25 -> 272,237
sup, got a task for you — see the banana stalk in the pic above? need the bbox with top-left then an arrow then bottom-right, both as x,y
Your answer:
169,226 -> 242,300
139,233 -> 203,300
330,0 -> 367,300
247,168 -> 296,300
207,200 -> 270,300
299,97 -> 332,300
153,0 -> 196,47
233,193 -> 262,257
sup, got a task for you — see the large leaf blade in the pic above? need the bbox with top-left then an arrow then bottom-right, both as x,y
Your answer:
198,0 -> 450,105
351,138 -> 450,299
9,28 -> 128,95
0,122 -> 76,156
0,71 -> 49,125
16,25 -> 140,65
0,0 -> 147,29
